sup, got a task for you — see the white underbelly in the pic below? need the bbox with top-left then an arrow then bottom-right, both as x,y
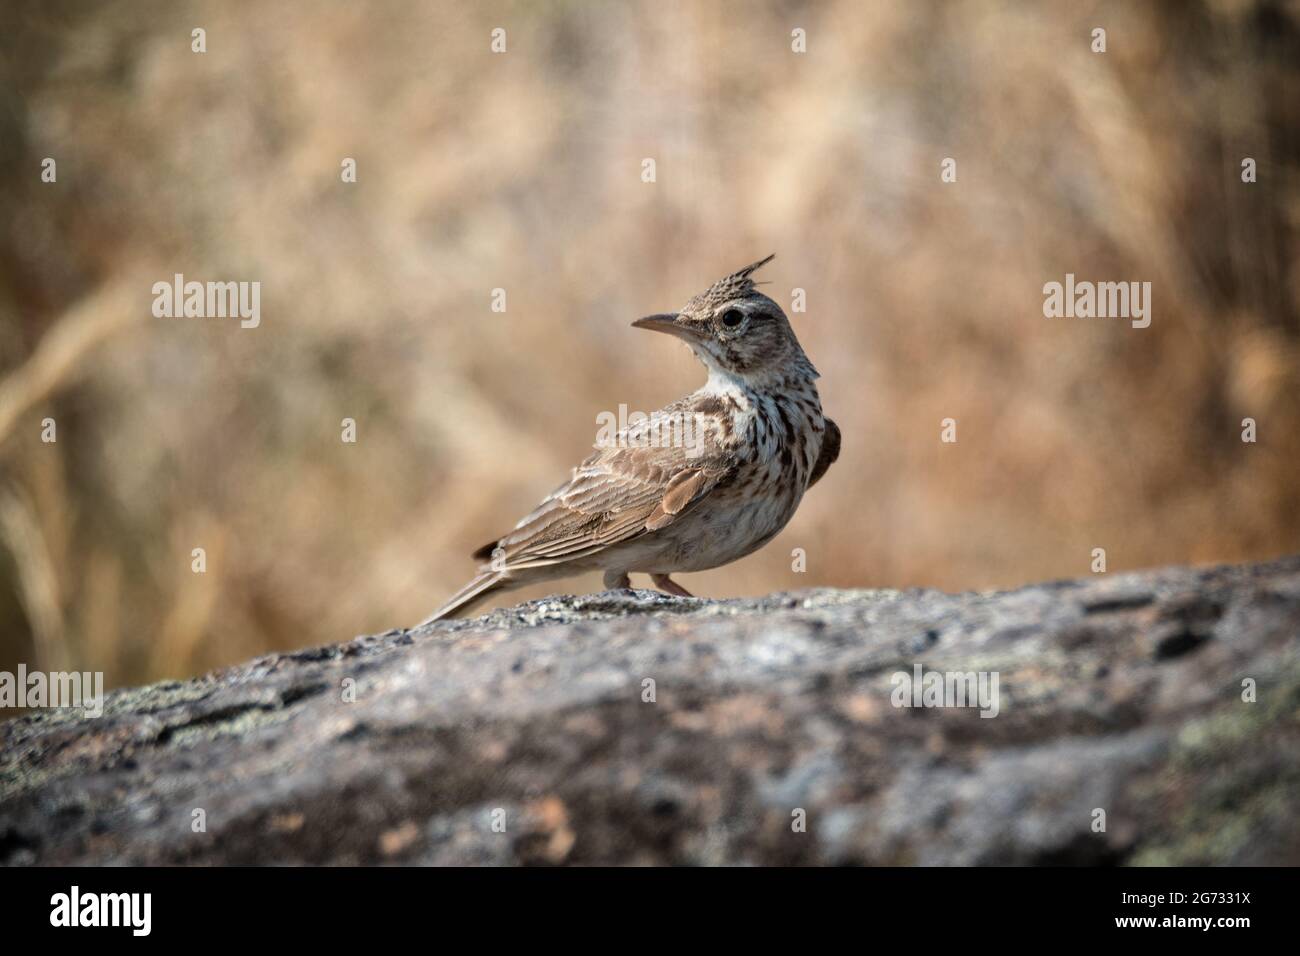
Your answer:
640,491 -> 802,573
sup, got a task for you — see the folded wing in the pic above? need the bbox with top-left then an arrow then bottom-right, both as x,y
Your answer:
473,431 -> 735,571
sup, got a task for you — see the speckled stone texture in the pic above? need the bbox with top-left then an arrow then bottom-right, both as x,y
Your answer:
3,556 -> 1299,865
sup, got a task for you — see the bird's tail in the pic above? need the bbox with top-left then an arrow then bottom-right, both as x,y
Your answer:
415,571 -> 510,627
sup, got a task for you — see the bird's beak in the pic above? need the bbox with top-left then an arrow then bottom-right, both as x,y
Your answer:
632,312 -> 699,342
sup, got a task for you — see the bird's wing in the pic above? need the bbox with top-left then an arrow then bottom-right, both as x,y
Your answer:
472,433 -> 735,571
806,417 -> 840,489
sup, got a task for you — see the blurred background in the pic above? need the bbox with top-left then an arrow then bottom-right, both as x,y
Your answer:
0,0 -> 1297,690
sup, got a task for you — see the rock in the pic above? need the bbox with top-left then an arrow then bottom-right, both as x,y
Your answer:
2,557 -> 1298,865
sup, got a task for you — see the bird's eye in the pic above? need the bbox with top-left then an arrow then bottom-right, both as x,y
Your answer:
721,309 -> 744,328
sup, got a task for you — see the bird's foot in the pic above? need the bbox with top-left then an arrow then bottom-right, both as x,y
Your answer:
651,574 -> 694,598
603,570 -> 632,590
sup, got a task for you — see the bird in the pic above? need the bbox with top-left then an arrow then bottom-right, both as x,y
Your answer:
418,255 -> 839,624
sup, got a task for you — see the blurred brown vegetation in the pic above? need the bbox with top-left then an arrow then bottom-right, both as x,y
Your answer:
0,0 -> 1297,689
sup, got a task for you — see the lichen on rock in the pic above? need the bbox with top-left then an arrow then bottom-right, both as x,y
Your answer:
2,556 -> 1298,865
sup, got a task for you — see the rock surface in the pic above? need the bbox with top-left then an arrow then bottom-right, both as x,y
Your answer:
3,557 -> 1299,865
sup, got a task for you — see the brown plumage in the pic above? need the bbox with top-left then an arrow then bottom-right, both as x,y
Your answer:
419,255 -> 839,624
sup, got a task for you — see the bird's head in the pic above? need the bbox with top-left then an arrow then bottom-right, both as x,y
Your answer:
632,255 -> 817,385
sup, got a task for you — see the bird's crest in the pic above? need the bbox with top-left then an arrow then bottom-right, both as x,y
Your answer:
687,254 -> 776,313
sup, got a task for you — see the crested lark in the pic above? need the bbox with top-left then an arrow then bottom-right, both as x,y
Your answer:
420,255 -> 840,623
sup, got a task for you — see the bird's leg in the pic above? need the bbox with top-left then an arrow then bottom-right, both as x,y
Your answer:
651,573 -> 694,598
603,569 -> 632,590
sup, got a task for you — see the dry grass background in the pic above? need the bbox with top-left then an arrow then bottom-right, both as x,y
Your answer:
0,0 -> 1297,689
